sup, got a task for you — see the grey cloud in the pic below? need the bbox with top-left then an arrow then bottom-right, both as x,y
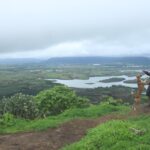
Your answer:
0,0 -> 150,57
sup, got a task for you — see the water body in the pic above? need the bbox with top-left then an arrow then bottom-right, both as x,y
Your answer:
47,75 -> 148,89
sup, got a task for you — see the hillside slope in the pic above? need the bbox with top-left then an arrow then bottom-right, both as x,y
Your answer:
0,104 -> 150,150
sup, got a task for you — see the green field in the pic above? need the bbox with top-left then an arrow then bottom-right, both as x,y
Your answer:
0,63 -> 148,99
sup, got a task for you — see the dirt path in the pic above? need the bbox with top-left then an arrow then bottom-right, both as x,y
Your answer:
0,114 -> 122,150
0,105 -> 149,150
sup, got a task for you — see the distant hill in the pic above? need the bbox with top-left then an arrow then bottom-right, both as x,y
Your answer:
0,58 -> 43,64
0,57 -> 150,65
46,57 -> 150,65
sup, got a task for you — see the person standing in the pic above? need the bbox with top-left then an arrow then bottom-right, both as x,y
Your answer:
143,70 -> 150,105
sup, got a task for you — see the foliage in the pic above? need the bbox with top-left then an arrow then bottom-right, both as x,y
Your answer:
75,85 -> 133,104
0,103 -> 129,134
0,62 -> 145,99
0,113 -> 15,126
100,77 -> 125,83
0,93 -> 38,119
61,102 -> 128,118
63,115 -> 150,150
102,97 -> 123,106
35,86 -> 90,117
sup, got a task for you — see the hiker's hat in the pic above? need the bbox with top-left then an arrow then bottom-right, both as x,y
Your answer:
143,70 -> 150,76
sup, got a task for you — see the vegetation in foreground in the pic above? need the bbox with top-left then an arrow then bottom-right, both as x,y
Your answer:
0,85 -> 129,134
0,101 -> 129,134
0,86 -> 89,119
0,84 -> 150,150
63,115 -> 150,150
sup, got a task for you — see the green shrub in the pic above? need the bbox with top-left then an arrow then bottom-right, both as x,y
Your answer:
0,113 -> 15,126
35,85 -> 90,117
102,97 -> 123,106
0,93 -> 39,119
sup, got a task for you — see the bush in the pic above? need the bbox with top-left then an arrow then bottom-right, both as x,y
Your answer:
35,86 -> 90,117
0,113 -> 15,126
0,93 -> 39,119
102,97 -> 123,106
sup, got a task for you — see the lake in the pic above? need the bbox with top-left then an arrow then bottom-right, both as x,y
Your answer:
47,75 -> 148,89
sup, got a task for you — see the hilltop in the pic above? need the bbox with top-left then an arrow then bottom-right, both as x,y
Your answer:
0,103 -> 150,150
0,85 -> 150,150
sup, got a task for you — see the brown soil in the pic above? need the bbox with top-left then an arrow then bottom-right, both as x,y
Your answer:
0,104 -> 149,150
0,115 -> 121,150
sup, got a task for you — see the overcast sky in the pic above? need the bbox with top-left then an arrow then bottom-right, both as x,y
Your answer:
0,0 -> 150,58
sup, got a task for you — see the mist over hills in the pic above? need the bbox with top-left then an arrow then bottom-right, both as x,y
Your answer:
46,57 -> 150,65
0,58 -> 43,65
0,57 -> 150,65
